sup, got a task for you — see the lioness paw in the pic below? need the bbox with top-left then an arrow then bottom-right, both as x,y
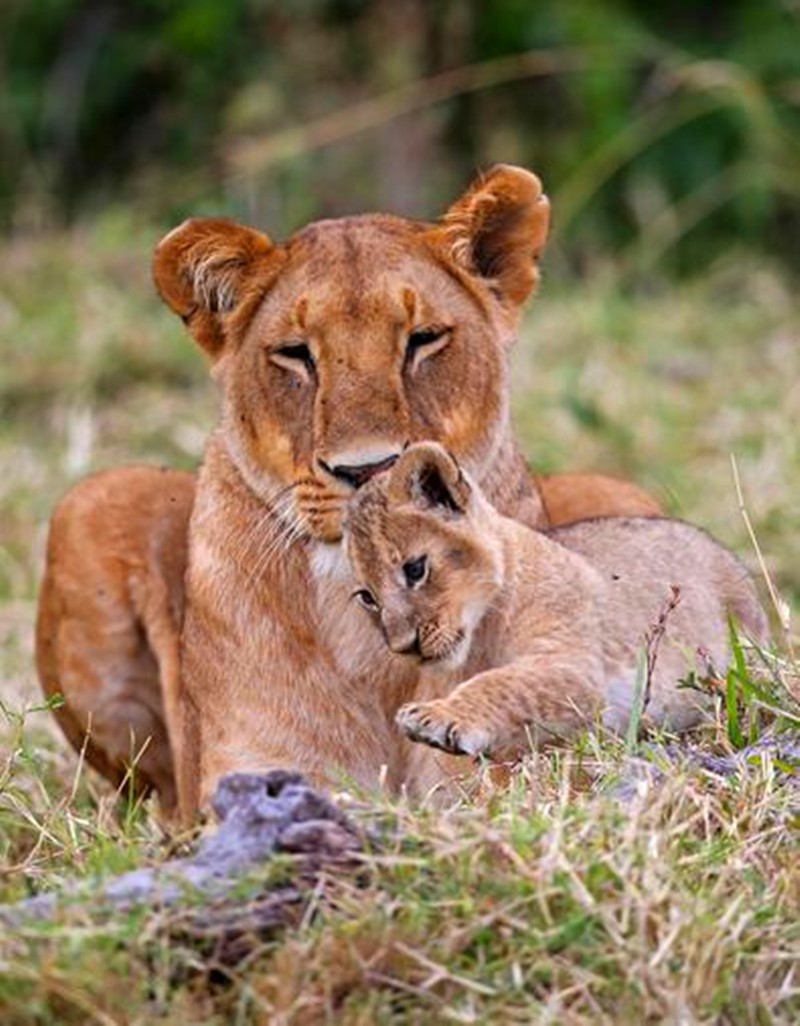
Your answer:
396,701 -> 493,756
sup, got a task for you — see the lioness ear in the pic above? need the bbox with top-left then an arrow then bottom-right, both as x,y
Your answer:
437,164 -> 550,306
388,443 -> 471,514
153,218 -> 276,359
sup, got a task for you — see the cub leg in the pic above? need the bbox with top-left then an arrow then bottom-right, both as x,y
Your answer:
397,653 -> 604,758
398,667 -> 480,803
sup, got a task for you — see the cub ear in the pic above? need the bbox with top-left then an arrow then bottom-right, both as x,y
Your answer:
437,164 -> 550,306
388,443 -> 471,514
153,218 -> 276,359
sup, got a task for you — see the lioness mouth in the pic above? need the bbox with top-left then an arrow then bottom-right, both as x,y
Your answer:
319,454 -> 399,490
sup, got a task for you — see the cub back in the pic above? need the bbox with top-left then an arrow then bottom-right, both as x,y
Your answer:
548,516 -> 769,645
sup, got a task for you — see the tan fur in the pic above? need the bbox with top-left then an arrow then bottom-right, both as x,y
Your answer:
36,467 -> 194,813
539,472 -> 662,523
36,166 -> 664,819
345,444 -> 769,799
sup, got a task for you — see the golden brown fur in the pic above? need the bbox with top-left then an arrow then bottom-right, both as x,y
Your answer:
345,444 -> 769,797
36,166 -> 664,818
36,467 -> 194,812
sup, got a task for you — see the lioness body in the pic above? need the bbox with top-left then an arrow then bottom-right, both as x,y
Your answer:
345,445 -> 769,793
36,167 -> 662,818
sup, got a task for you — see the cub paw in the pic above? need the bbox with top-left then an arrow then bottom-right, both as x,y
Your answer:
396,701 -> 493,756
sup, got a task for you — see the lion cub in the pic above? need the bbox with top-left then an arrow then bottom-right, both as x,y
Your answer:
345,444 -> 768,762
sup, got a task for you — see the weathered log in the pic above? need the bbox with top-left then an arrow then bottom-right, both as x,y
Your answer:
0,770 -> 362,946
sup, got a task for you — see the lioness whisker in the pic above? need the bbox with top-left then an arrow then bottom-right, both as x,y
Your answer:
277,510 -> 308,557
245,519 -> 294,590
228,483 -> 298,567
222,484 -> 303,600
246,500 -> 308,588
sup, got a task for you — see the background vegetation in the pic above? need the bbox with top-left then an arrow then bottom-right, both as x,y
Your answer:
0,2 -> 798,1022
3,0 -> 800,273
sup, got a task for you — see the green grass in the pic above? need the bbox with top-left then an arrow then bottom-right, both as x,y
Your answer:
0,213 -> 798,1024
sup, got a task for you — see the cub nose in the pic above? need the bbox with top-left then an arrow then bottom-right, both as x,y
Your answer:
319,454 -> 398,490
388,629 -> 421,657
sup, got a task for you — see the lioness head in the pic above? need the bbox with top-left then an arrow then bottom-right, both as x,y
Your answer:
345,442 -> 501,667
153,166 -> 549,543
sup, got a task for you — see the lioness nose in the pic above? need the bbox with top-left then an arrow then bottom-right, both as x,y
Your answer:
319,454 -> 398,490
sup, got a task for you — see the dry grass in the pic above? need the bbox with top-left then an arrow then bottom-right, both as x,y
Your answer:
1,729 -> 797,1024
0,214 -> 798,1024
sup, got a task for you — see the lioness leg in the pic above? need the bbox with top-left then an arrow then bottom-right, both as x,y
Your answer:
40,630 -> 176,809
35,466 -> 193,813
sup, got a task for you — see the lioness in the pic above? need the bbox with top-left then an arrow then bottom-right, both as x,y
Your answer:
345,443 -> 769,795
37,166 -> 663,819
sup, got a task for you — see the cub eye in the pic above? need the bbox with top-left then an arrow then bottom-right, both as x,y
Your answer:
403,555 -> 428,587
405,325 -> 451,372
353,588 -> 380,612
270,342 -> 315,382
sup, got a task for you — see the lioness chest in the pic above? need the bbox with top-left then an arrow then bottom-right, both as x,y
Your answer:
179,453 -> 421,798
309,542 -> 422,714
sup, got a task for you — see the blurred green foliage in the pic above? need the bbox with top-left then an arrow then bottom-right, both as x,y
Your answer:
1,0 -> 799,273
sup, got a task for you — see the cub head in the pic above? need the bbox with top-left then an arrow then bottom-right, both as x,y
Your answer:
344,442 -> 503,667
153,166 -> 549,543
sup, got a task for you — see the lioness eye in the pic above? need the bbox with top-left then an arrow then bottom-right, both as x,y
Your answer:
405,325 -> 451,372
270,342 -> 315,382
353,588 -> 380,612
403,555 -> 428,587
